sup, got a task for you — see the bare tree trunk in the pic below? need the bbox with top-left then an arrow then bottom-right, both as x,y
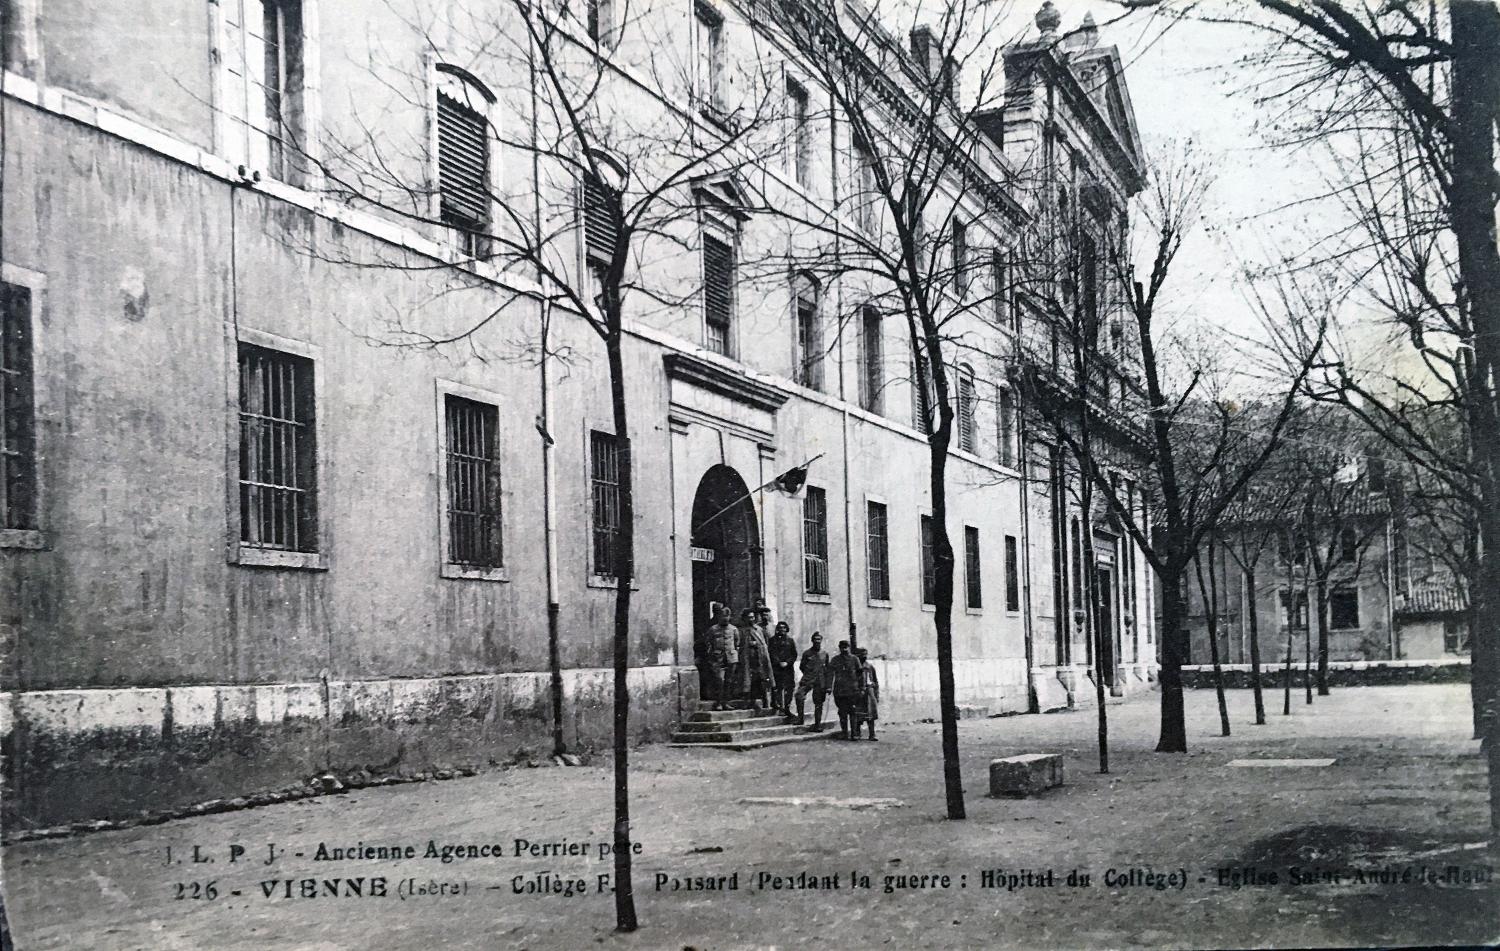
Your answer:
1196,544 -> 1230,737
1088,545 -> 1109,773
1156,571 -> 1189,752
1451,0 -> 1500,832
1315,576 -> 1330,696
930,435 -> 966,819
605,333 -> 638,932
1302,570 -> 1314,706
1283,623 -> 1294,717
1246,562 -> 1266,725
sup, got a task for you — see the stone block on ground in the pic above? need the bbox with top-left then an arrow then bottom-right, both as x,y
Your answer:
989,753 -> 1064,797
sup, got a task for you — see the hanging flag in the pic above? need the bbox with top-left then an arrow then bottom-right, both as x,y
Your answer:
772,462 -> 811,495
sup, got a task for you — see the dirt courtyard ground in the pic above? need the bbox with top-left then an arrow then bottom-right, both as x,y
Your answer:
4,683 -> 1496,950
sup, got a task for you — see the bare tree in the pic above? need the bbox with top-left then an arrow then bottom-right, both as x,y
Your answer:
271,0 -> 778,929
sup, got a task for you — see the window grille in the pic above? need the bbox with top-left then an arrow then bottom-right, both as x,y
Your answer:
445,395 -> 503,569
920,515 -> 936,606
964,525 -> 982,610
802,486 -> 830,595
702,234 -> 734,355
866,501 -> 889,601
859,306 -> 882,413
238,343 -> 317,552
590,430 -> 621,577
1,282 -> 37,531
438,85 -> 490,239
1004,535 -> 1020,612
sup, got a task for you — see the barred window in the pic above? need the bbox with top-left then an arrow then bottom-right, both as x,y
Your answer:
238,343 -> 317,552
1004,534 -> 1020,612
803,485 -> 830,595
590,430 -> 622,577
957,365 -> 977,453
964,525 -> 982,610
445,395 -> 502,569
703,234 -> 734,355
859,306 -> 883,414
437,67 -> 493,254
866,500 -> 889,602
920,514 -> 936,606
1,282 -> 37,531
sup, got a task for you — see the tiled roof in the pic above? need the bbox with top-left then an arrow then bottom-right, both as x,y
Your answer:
1396,579 -> 1468,617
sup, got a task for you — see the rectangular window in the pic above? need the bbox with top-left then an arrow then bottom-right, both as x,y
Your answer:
587,0 -> 615,47
866,500 -> 890,602
859,306 -> 883,413
957,369 -> 977,453
238,343 -> 317,552
964,525 -> 982,610
992,250 -> 1009,324
795,285 -> 823,391
787,77 -> 810,185
952,220 -> 969,295
444,395 -> 503,569
1279,590 -> 1309,630
1329,587 -> 1359,629
583,171 -> 619,292
696,3 -> 725,111
1070,517 -> 1083,609
1004,534 -> 1020,612
1444,619 -> 1469,654
803,485 -> 830,595
997,386 -> 1015,467
920,514 -> 936,606
1081,232 -> 1099,341
437,74 -> 492,254
1,281 -> 37,531
855,141 -> 879,232
702,234 -> 734,356
590,430 -> 621,578
222,0 -> 304,180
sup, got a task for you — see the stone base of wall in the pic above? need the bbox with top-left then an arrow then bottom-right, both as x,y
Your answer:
868,657 -> 1031,723
1032,663 -> 1158,711
1179,659 -> 1470,689
1,667 -> 686,831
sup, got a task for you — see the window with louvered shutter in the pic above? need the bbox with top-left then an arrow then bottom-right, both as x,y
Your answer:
438,90 -> 489,230
957,367 -> 977,453
702,234 -> 734,355
583,173 -> 618,267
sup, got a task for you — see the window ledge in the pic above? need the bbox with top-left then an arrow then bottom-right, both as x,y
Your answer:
867,598 -> 893,610
0,529 -> 49,551
965,606 -> 985,616
921,602 -> 936,613
804,592 -> 833,604
233,547 -> 328,571
587,574 -> 639,591
442,564 -> 510,583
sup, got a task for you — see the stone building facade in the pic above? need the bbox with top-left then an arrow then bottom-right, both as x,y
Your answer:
0,0 -> 1155,826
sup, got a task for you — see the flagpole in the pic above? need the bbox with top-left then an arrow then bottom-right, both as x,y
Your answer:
691,453 -> 825,536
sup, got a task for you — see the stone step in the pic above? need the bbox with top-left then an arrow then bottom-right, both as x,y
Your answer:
669,724 -> 815,744
669,730 -> 835,752
677,715 -> 791,733
685,708 -> 783,723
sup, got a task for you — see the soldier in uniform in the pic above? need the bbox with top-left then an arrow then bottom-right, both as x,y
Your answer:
854,646 -> 880,741
768,621 -> 798,717
703,603 -> 739,711
794,632 -> 831,730
828,640 -> 866,740
740,608 -> 773,712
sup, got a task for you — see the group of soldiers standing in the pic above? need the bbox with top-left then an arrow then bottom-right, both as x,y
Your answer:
695,599 -> 880,741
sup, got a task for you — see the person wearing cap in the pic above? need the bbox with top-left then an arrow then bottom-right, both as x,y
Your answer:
828,639 -> 866,740
703,603 -> 739,711
794,632 -> 831,730
854,647 -> 880,741
739,607 -> 773,712
768,621 -> 798,717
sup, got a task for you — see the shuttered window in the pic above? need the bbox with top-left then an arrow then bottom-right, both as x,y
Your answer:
583,173 -> 619,267
438,89 -> 489,231
703,234 -> 734,355
912,349 -> 933,435
957,366 -> 977,453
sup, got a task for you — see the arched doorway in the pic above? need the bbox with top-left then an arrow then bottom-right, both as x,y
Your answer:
690,465 -> 763,633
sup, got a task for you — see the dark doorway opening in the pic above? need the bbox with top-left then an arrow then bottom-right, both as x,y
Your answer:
690,464 -> 763,633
